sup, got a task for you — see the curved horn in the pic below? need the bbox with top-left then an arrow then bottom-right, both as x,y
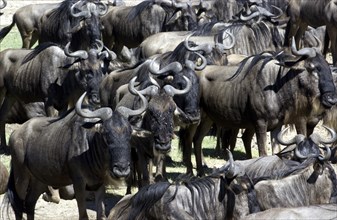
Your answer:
70,1 -> 90,18
224,149 -> 236,178
149,59 -> 183,75
317,125 -> 337,144
163,75 -> 192,96
240,5 -> 260,21
116,77 -> 149,118
277,126 -> 306,146
193,52 -> 207,70
291,37 -> 316,58
295,147 -> 308,159
64,42 -> 88,59
318,144 -> 331,161
96,2 -> 108,16
75,92 -> 113,120
184,33 -> 213,54
128,76 -> 159,97
256,5 -> 282,18
220,30 -> 235,50
0,0 -> 7,9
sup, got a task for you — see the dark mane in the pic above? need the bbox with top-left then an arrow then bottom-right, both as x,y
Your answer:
127,0 -> 155,21
228,51 -> 277,81
127,181 -> 171,219
40,0 -> 78,45
21,42 -> 60,65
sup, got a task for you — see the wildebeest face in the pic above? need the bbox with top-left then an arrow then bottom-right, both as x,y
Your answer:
305,54 -> 337,108
103,112 -> 132,178
171,69 -> 201,124
143,93 -> 175,152
77,50 -> 104,106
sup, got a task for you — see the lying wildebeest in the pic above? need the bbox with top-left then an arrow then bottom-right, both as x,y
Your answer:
136,29 -> 235,60
241,204 -> 337,220
0,3 -> 59,48
39,0 -> 107,50
0,40 -> 115,153
108,146 -> 337,220
0,160 -> 8,194
180,38 -> 337,176
101,0 -> 198,60
284,0 -> 337,66
0,85 -> 148,219
108,152 -> 249,220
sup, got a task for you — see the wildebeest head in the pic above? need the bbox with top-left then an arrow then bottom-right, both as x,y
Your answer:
132,60 -> 192,152
277,125 -> 337,161
64,40 -> 117,106
290,38 -> 337,109
75,82 -> 148,179
40,0 -> 107,50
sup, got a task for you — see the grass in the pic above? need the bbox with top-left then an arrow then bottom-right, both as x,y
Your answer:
0,27 -> 22,51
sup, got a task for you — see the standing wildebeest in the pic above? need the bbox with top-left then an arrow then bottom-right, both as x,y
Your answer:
39,0 -> 107,51
284,0 -> 337,66
0,41 -> 115,152
101,0 -> 198,60
0,85 -> 148,220
180,38 -> 337,176
0,3 -> 59,49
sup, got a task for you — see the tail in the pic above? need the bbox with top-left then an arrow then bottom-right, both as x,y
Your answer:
0,166 -> 25,219
0,15 -> 16,43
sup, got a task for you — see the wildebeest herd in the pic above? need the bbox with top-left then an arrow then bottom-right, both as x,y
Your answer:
0,0 -> 337,219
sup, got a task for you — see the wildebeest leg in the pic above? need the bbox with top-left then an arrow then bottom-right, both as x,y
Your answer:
271,125 -> 282,154
0,96 -> 15,153
193,115 -> 213,176
228,128 -> 239,152
25,179 -> 47,220
154,152 -> 166,181
255,121 -> 268,156
283,18 -> 300,47
94,185 -> 106,220
72,182 -> 89,219
295,24 -> 308,49
242,128 -> 255,158
180,124 -> 198,175
28,32 -> 39,49
327,26 -> 337,66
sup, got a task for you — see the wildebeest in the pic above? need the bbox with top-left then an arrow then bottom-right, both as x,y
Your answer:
136,30 -> 235,60
101,0 -> 198,60
0,3 -> 59,48
0,40 -> 115,152
241,204 -> 337,220
284,0 -> 337,65
0,85 -> 148,219
180,38 -> 337,176
39,0 -> 107,50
